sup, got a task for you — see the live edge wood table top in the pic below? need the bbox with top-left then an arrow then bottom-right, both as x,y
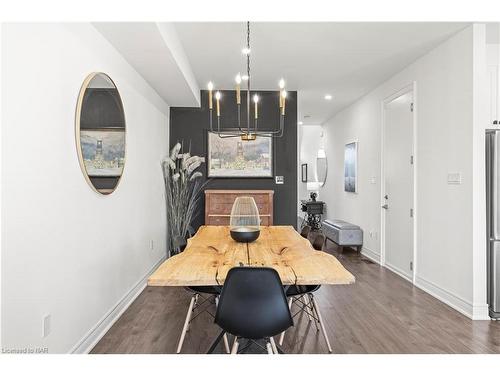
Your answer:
148,226 -> 355,287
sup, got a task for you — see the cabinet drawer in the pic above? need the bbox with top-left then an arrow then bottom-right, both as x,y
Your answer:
209,193 -> 270,205
208,201 -> 270,214
259,216 -> 271,226
207,216 -> 230,226
208,202 -> 233,214
207,215 -> 271,226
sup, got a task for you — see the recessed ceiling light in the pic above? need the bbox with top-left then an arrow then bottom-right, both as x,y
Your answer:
298,121 -> 303,125
324,94 -> 333,100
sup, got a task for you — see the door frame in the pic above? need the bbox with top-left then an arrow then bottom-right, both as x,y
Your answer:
380,82 -> 418,284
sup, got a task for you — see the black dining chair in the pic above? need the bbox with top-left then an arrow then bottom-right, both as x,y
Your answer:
207,267 -> 293,354
279,232 -> 332,353
300,225 -> 311,239
312,233 -> 325,251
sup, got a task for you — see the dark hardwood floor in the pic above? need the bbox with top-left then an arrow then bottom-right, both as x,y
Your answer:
91,242 -> 500,354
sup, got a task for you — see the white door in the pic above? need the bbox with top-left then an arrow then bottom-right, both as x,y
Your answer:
383,90 -> 414,281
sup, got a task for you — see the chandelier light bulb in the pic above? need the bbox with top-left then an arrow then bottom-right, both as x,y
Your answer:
281,90 -> 287,99
207,81 -> 214,90
215,91 -> 221,100
242,47 -> 251,55
279,78 -> 285,89
235,74 -> 242,84
253,94 -> 259,103
324,94 -> 332,100
241,75 -> 249,81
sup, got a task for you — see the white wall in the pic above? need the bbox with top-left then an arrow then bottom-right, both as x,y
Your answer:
1,23 -> 169,352
297,125 -> 324,225
298,125 -> 323,199
321,25 -> 488,319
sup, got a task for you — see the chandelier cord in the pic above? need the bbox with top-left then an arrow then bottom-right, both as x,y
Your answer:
246,21 -> 251,133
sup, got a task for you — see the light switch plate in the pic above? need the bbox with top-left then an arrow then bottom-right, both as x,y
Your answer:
275,176 -> 284,184
447,172 -> 462,184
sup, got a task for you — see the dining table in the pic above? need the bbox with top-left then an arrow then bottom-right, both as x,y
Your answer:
148,225 -> 355,287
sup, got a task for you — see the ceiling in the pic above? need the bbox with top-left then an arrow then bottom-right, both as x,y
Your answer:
173,22 -> 469,125
94,22 -> 200,108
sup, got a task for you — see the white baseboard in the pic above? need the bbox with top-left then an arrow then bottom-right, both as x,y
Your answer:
472,303 -> 490,320
385,262 -> 412,283
360,247 -> 381,264
414,275 -> 476,319
70,256 -> 166,354
360,249 -> 489,320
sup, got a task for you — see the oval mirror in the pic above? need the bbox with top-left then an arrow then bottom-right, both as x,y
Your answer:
75,73 -> 126,195
316,148 -> 328,187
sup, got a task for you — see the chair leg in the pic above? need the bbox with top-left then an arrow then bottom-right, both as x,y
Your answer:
186,294 -> 199,333
206,330 -> 226,354
303,294 -> 320,331
266,342 -> 273,354
269,337 -> 279,354
223,334 -> 230,354
176,295 -> 196,353
303,294 -> 313,321
279,297 -> 293,345
215,296 -> 231,354
231,337 -> 239,354
310,294 -> 333,353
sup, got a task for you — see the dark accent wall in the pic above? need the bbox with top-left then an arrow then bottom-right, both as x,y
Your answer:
170,90 -> 297,230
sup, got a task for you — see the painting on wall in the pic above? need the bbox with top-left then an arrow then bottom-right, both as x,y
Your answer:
344,141 -> 357,193
80,130 -> 125,177
207,132 -> 273,178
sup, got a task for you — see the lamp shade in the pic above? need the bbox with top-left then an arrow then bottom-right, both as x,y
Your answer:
229,196 -> 260,242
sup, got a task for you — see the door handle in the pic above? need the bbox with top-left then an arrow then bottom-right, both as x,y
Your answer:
381,204 -> 389,209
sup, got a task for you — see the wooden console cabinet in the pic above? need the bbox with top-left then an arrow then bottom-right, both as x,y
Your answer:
204,190 -> 274,226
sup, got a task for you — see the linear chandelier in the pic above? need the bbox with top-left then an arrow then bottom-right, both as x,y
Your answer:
207,21 -> 287,141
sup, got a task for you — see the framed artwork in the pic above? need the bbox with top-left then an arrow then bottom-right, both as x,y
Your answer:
80,130 -> 125,177
207,132 -> 273,178
344,142 -> 357,193
301,163 -> 308,182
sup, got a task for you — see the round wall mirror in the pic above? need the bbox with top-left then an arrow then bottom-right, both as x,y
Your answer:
75,72 -> 126,195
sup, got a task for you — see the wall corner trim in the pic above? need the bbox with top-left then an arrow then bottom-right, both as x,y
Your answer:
70,256 -> 166,354
472,304 -> 491,320
360,247 -> 381,264
385,262 -> 413,282
414,275 -> 476,319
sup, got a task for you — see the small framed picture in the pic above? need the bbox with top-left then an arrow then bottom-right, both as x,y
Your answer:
301,163 -> 308,182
